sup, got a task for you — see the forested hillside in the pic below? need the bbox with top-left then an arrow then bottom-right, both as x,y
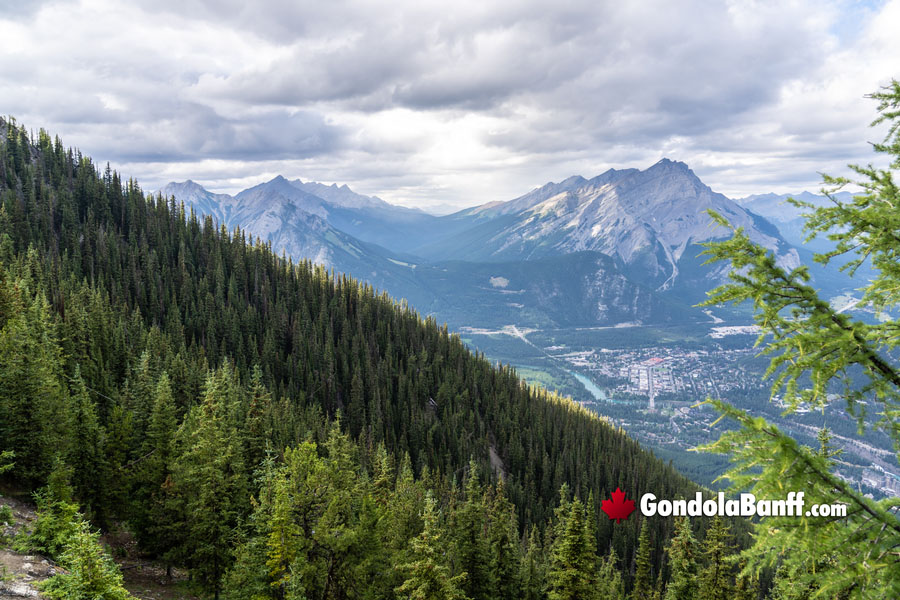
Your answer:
0,118 -> 752,598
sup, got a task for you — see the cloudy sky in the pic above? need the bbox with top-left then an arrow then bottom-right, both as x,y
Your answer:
2,0 -> 898,211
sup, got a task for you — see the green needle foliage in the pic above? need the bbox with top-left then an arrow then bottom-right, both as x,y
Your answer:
39,519 -> 136,600
452,462 -> 493,600
520,526 -> 546,600
17,489 -> 81,560
0,451 -> 14,535
488,478 -> 523,600
699,79 -> 900,598
172,363 -> 249,599
18,485 -> 135,600
395,491 -> 469,600
697,517 -> 733,600
663,517 -> 697,600
596,548 -> 625,599
630,520 -> 653,600
0,450 -> 13,475
546,495 -> 598,600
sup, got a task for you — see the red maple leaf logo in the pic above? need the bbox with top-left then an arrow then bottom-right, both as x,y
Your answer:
601,488 -> 635,523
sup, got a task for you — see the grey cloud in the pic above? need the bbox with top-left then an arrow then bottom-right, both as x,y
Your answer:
82,107 -> 346,163
191,40 -> 414,107
1,0 -> 894,209
11,93 -> 346,164
130,0 -> 369,44
475,2 -> 827,152
0,0 -> 73,20
185,2 -> 600,111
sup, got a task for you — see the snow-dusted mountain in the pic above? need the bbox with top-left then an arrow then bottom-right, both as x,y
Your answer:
159,180 -> 239,225
159,178 -> 431,301
234,176 -> 439,252
160,176 -> 435,261
160,178 -> 334,264
288,179 -> 395,211
158,161 -> 825,326
233,175 -> 331,219
157,175 -> 694,327
421,159 -> 798,293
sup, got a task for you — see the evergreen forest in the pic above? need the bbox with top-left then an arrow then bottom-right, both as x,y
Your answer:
0,117 -> 757,599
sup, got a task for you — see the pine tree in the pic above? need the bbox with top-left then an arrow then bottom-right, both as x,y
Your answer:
663,518 -> 697,600
732,559 -> 759,600
348,366 -> 366,439
67,365 -> 108,521
171,364 -> 248,599
698,517 -> 733,600
102,400 -> 135,515
546,497 -> 598,600
452,461 -> 493,600
0,450 -> 12,530
385,452 -> 425,564
488,478 -> 522,600
266,456 -> 304,598
18,487 -> 81,562
39,519 -> 136,600
0,286 -> 70,485
124,350 -> 155,448
222,454 -> 288,600
312,422 -> 383,598
597,548 -> 625,599
631,520 -> 653,600
244,365 -> 270,474
132,372 -> 179,563
520,525 -> 545,600
372,442 -> 395,506
395,492 -> 469,600
0,450 -> 12,475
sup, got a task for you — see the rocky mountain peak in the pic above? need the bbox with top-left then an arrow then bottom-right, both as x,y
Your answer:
158,180 -> 229,204
161,179 -> 205,194
558,175 -> 587,188
653,157 -> 688,168
635,159 -> 704,191
419,158 -> 796,292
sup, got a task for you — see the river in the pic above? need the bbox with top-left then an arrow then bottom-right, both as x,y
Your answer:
569,371 -> 611,401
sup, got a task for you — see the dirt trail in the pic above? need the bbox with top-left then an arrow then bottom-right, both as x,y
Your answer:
1,495 -> 195,600
0,495 -> 55,599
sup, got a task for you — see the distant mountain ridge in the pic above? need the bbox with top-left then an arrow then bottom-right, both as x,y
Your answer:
736,190 -> 853,250
417,159 -> 798,294
161,178 -> 354,265
159,180 -> 237,226
163,176 -> 440,253
733,190 -> 872,291
159,160 -> 821,327
159,179 -> 430,303
160,176 -> 680,328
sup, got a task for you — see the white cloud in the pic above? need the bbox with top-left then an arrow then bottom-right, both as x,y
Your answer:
1,0 -> 898,207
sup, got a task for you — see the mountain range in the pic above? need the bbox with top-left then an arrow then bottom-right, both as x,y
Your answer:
415,160 -> 798,293
737,190 -> 853,252
160,160 -> 837,329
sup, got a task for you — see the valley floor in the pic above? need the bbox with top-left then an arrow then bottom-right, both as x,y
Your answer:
461,322 -> 900,496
